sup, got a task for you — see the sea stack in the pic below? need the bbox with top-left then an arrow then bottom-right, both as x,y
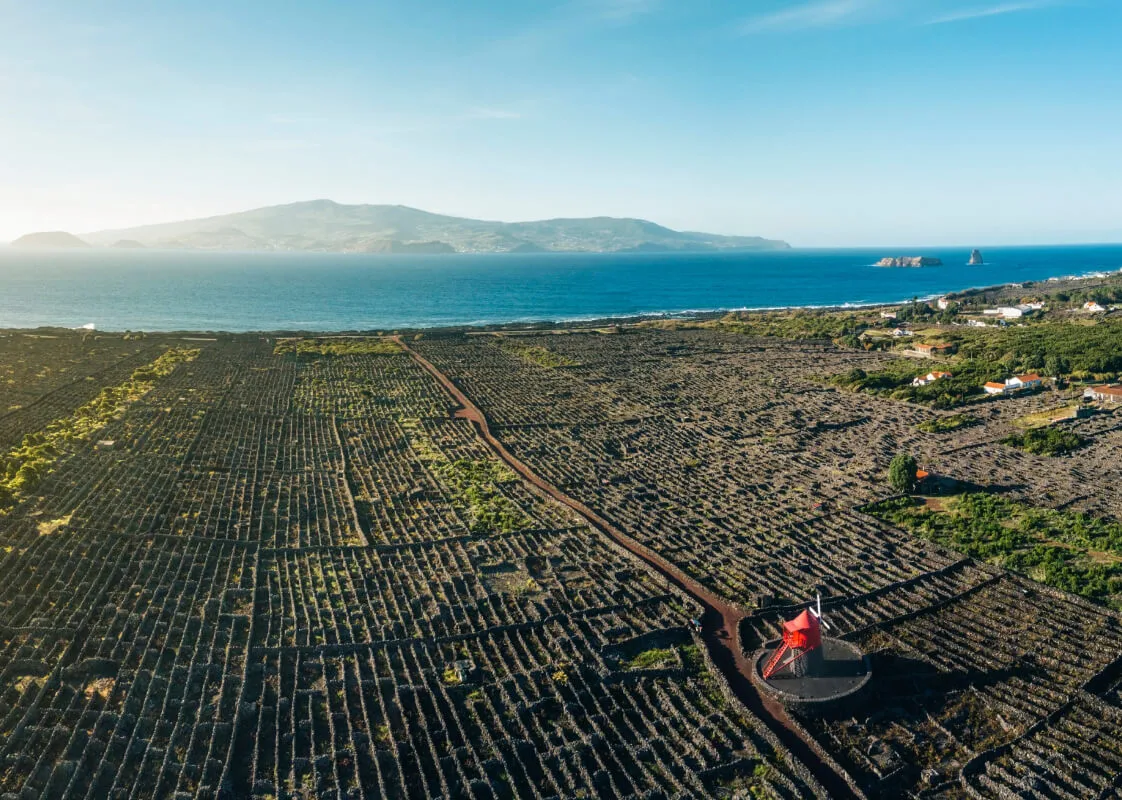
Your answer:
875,256 -> 943,268
969,249 -> 984,265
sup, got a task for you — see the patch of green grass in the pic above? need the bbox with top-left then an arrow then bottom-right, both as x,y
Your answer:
1,348 -> 199,512
866,493 -> 1122,607
622,647 -> 676,671
274,337 -> 402,356
431,457 -> 530,535
497,340 -> 578,368
1001,426 -> 1086,456
917,414 -> 979,433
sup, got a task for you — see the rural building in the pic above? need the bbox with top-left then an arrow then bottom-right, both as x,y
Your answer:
913,371 -> 952,387
1083,301 -> 1106,313
892,328 -> 914,337
936,297 -> 950,310
914,342 -> 954,357
1010,374 -> 1043,390
986,374 -> 1044,395
880,311 -> 897,319
1086,385 -> 1122,404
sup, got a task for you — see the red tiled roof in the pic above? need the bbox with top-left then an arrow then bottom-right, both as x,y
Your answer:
1092,385 -> 1122,397
984,382 -> 1006,390
1016,374 -> 1042,382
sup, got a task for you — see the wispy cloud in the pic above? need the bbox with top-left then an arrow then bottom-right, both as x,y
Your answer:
925,1 -> 1057,25
736,0 -> 881,34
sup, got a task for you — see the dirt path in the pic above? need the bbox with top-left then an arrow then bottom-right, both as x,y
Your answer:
396,338 -> 860,799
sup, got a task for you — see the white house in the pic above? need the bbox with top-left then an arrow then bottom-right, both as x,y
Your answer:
892,328 -> 914,337
997,307 -> 1023,319
1010,373 -> 1043,390
1086,385 -> 1122,404
936,297 -> 950,310
1084,301 -> 1106,313
984,382 -> 1007,395
912,371 -> 952,387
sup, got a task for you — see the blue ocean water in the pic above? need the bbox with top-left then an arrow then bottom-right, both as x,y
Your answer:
0,245 -> 1120,332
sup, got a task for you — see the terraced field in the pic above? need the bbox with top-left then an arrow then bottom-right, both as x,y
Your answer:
1,326 -> 1120,799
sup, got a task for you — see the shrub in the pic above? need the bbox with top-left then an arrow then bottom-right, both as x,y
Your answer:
888,453 -> 918,494
1001,427 -> 1086,456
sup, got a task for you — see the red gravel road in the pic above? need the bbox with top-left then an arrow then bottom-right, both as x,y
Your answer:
397,338 -> 861,799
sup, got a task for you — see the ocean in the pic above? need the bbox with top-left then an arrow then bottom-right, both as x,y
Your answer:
1,244 -> 1120,332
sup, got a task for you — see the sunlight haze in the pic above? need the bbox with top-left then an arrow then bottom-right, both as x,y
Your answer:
2,0 -> 1120,246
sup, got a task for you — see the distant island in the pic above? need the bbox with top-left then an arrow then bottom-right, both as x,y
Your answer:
875,256 -> 943,267
11,231 -> 91,248
3,200 -> 790,255
969,249 -> 984,265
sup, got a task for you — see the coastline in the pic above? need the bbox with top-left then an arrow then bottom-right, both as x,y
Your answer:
0,245 -> 1120,333
1,266 -> 1118,336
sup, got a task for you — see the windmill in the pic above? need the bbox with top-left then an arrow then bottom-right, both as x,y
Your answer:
762,594 -> 832,679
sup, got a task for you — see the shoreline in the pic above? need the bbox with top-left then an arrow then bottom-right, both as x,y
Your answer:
0,265 -> 1119,336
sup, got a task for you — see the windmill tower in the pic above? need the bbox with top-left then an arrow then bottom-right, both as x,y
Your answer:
762,594 -> 831,679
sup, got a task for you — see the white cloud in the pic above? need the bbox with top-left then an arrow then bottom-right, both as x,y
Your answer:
926,1 -> 1057,24
737,0 -> 880,33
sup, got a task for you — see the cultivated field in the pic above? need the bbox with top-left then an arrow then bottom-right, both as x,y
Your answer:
1,324 -> 1120,799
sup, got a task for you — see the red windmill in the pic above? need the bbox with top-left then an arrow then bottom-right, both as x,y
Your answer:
763,595 -> 831,679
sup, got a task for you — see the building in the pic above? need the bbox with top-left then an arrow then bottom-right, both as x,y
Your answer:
997,307 -> 1024,319
1084,301 -> 1106,313
880,311 -> 898,320
914,342 -> 954,357
1010,373 -> 1043,391
912,371 -> 952,387
984,381 -> 1008,395
1086,385 -> 1122,404
892,327 -> 914,337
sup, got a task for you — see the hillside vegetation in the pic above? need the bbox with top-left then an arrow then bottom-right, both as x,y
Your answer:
78,199 -> 789,254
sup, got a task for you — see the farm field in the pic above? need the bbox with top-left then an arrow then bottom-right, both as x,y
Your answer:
0,324 -> 1120,799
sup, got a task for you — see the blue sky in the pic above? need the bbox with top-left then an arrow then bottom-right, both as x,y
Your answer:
1,0 -> 1119,246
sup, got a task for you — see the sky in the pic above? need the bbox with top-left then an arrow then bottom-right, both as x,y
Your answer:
1,0 -> 1120,247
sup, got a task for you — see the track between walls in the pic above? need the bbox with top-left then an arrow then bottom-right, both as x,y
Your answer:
396,337 -> 861,799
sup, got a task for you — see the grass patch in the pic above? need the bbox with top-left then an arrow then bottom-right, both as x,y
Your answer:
917,414 -> 979,433
867,493 -> 1122,607
1014,405 -> 1081,429
432,458 -> 530,534
274,337 -> 402,356
406,427 -> 530,535
37,513 -> 73,536
497,340 -> 578,368
622,647 -> 677,671
1001,426 -> 1086,456
1,348 -> 199,512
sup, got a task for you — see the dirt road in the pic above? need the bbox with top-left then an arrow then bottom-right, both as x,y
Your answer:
397,337 -> 861,798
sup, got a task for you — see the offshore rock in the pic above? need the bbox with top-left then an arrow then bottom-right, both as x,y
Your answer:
875,256 -> 943,267
969,249 -> 984,265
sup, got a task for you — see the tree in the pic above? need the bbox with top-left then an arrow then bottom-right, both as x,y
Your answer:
888,453 -> 918,494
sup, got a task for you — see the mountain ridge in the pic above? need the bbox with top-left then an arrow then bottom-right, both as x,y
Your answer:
56,199 -> 789,253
